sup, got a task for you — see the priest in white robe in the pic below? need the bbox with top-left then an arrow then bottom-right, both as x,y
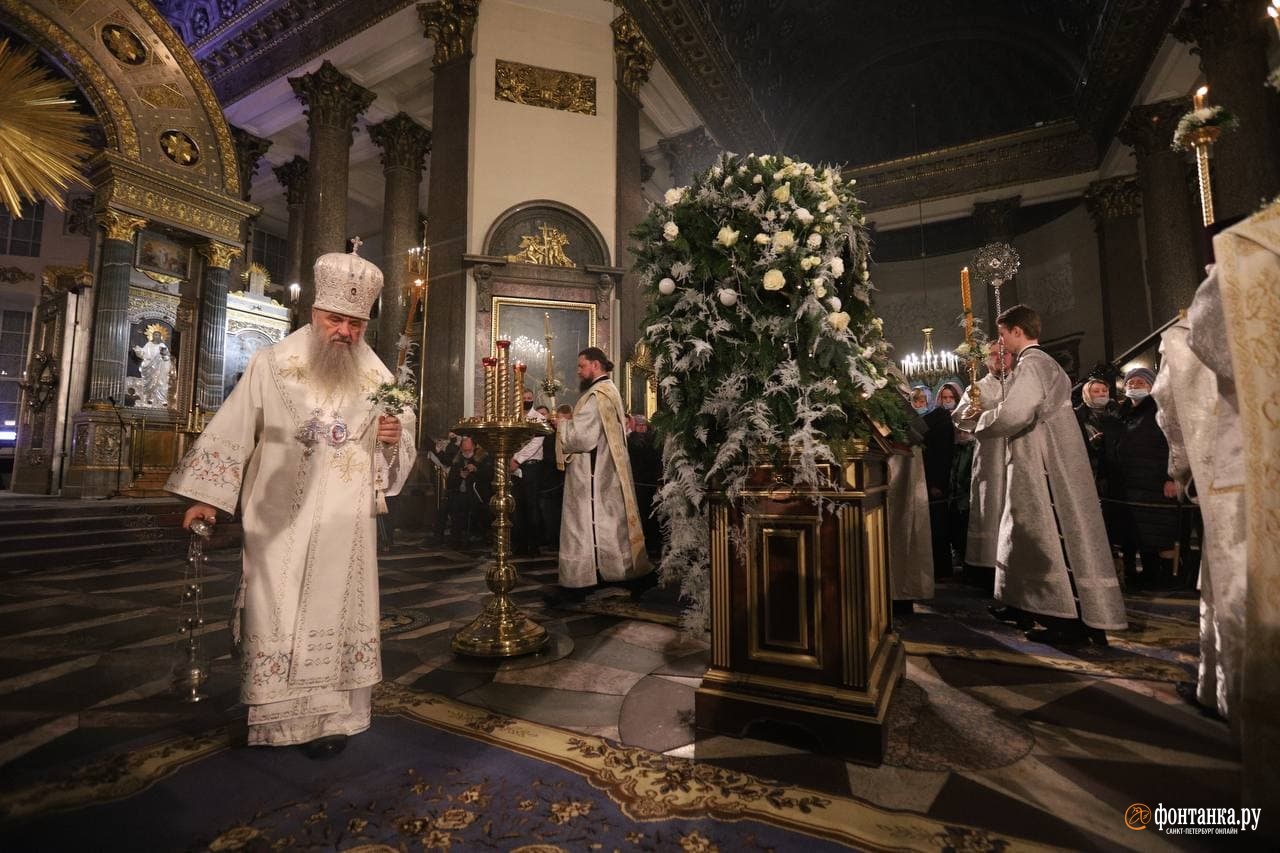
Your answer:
167,245 -> 415,757
954,342 -> 1012,576
552,347 -> 652,601
970,305 -> 1126,645
1152,286 -> 1244,724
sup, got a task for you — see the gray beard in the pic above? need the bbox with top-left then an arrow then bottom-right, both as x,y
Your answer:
308,326 -> 362,392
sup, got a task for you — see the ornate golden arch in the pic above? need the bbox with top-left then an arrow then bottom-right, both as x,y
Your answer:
0,0 -> 256,241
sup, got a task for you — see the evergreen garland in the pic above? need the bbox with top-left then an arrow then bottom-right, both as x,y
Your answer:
631,152 -> 910,627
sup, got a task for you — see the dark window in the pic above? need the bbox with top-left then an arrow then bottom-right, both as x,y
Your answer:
252,228 -> 289,288
0,310 -> 32,442
0,201 -> 44,257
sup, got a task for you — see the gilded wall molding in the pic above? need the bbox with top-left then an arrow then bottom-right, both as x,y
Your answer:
612,12 -> 654,99
0,266 -> 37,284
97,210 -> 148,243
198,242 -> 242,270
845,121 -> 1098,210
90,151 -> 259,244
418,0 -> 480,69
495,60 -> 596,116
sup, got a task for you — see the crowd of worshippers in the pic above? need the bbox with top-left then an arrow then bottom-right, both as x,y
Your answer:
423,396 -> 662,559
901,361 -> 1186,595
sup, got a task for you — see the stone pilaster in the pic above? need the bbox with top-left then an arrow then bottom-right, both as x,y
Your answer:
368,113 -> 433,369
88,210 -> 148,405
1084,176 -> 1145,358
289,61 -> 376,317
196,242 -> 242,410
972,196 -> 1022,326
1118,98 -> 1202,327
273,156 -> 310,290
419,0 -> 480,440
1173,0 -> 1280,221
613,12 -> 655,365
657,126 -> 719,186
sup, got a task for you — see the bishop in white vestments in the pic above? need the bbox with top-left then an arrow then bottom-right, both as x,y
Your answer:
554,347 -> 651,598
167,246 -> 415,757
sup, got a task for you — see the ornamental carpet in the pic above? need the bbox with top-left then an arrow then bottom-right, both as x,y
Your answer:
0,542 -> 1238,851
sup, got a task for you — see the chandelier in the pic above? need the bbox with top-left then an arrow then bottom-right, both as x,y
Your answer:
900,327 -> 961,387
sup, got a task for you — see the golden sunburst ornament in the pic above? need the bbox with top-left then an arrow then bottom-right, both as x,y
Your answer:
0,39 -> 93,219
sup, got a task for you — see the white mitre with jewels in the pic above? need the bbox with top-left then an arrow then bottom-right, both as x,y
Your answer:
313,238 -> 383,320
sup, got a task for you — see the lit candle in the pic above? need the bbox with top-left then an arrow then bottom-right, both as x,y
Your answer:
513,361 -> 527,419
960,267 -> 971,313
1193,85 -> 1208,111
495,340 -> 511,421
482,357 -> 497,419
288,282 -> 300,304
543,311 -> 551,339
1270,6 -> 1280,36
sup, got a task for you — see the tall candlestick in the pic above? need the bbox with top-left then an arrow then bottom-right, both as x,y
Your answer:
496,340 -> 511,422
960,266 -> 971,312
483,357 -> 497,419
513,361 -> 527,419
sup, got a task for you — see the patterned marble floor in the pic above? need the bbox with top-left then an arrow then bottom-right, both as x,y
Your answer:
0,542 -> 1239,851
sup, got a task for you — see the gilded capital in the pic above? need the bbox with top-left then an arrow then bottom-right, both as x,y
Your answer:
418,0 -> 481,68
199,242 -> 242,270
97,210 -> 148,242
612,13 -> 654,98
288,61 -> 376,141
1118,98 -> 1191,155
231,126 -> 272,202
367,113 -> 433,173
273,156 -> 310,207
1084,176 -> 1142,222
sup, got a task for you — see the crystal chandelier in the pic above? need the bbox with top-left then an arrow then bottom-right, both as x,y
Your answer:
901,327 -> 961,387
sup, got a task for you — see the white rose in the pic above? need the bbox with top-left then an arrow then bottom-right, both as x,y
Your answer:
737,165 -> 748,174
806,232 -> 822,249
827,311 -> 851,331
828,296 -> 842,312
817,200 -> 829,213
872,317 -> 883,330
762,269 -> 786,291
824,214 -> 835,222
800,256 -> 819,271
715,225 -> 740,247
794,207 -> 813,225
754,232 -> 770,245
771,230 -> 796,251
772,184 -> 791,203
664,187 -> 686,205
752,174 -> 763,184
663,221 -> 679,241
829,257 -> 845,277
813,281 -> 828,298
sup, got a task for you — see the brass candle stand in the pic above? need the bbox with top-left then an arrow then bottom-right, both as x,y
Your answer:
451,340 -> 554,657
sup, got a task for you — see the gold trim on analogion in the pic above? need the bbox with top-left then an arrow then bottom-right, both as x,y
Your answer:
495,58 -> 596,116
709,501 -> 731,669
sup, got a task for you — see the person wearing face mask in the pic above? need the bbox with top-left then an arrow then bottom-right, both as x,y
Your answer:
1104,366 -> 1179,588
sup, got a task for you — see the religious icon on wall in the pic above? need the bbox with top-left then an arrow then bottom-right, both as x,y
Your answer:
223,327 -> 274,399
126,320 -> 177,409
135,230 -> 191,280
492,297 -> 596,409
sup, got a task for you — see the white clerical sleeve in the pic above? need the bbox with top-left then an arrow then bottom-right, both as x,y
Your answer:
377,409 -> 418,499
165,351 -> 264,513
1152,342 -> 1191,490
953,387 -> 980,433
558,394 -> 603,455
974,363 -> 1043,439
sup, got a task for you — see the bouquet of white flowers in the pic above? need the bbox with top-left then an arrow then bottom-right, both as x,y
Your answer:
368,382 -> 417,417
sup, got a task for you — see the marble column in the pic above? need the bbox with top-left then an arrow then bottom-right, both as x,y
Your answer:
1118,98 -> 1202,328
657,126 -> 719,186
419,0 -> 479,441
1084,177 -> 1145,359
289,61 -> 375,317
368,113 -> 432,370
613,12 -> 655,364
88,210 -> 148,405
1173,0 -> 1280,221
972,195 -> 1021,328
230,126 -> 271,295
196,242 -> 242,410
273,156 -> 310,290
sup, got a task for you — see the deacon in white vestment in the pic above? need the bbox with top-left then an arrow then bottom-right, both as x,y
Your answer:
167,246 -> 415,756
554,347 -> 652,598
970,305 -> 1126,644
954,343 -> 1012,571
1152,287 -> 1244,724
